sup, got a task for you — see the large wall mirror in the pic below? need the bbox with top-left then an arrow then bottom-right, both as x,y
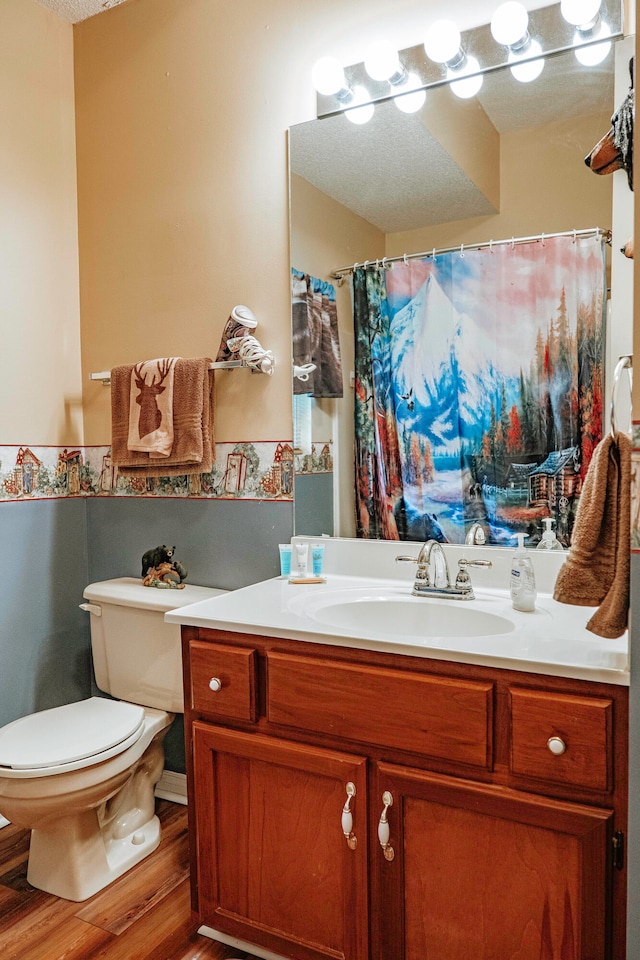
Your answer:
289,28 -> 634,547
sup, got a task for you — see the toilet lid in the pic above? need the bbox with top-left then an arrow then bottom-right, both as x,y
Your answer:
0,698 -> 145,770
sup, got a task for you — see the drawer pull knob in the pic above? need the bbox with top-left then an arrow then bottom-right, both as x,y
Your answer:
208,677 -> 223,692
547,736 -> 566,756
378,791 -> 395,861
342,782 -> 357,850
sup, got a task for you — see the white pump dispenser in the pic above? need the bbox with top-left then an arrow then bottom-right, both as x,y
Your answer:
510,534 -> 537,612
536,517 -> 564,551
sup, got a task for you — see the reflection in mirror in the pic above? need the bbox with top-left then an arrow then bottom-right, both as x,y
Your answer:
290,38 -> 634,547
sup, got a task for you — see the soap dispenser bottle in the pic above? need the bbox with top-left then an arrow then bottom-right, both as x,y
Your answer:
536,517 -> 564,551
510,534 -> 537,612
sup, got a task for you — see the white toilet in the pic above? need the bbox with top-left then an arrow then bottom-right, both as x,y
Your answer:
0,576 -> 222,902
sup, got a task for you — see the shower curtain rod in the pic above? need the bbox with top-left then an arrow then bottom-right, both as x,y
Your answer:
330,227 -> 611,282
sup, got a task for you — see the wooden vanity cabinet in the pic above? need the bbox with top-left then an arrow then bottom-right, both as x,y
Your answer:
182,627 -> 628,960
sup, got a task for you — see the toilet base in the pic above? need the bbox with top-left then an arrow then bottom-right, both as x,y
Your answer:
18,714 -> 171,902
28,810 -> 161,901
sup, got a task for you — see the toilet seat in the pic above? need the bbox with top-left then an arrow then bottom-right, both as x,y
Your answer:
0,698 -> 146,775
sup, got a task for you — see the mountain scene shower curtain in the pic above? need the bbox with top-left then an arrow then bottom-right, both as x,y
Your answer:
353,233 -> 606,545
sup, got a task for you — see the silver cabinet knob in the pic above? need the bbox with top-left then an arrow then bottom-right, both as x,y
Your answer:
208,677 -> 222,692
547,736 -> 566,756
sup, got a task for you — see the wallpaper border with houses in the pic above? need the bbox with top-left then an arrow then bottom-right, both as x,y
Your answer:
0,442 -> 329,503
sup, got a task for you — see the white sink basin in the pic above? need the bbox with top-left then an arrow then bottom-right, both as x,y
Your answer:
296,590 -> 515,639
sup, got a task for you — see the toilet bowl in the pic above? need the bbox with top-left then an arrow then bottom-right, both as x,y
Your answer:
0,577 -> 223,901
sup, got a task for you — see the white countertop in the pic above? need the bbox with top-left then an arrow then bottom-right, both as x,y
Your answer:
166,573 -> 630,686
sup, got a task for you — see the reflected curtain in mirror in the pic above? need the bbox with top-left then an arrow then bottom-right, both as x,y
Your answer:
353,234 -> 607,546
292,270 -> 344,399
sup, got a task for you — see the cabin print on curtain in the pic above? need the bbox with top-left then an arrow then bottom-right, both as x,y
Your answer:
353,233 -> 606,546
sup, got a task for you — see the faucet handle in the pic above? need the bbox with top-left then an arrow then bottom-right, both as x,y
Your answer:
395,554 -> 431,586
454,558 -> 492,597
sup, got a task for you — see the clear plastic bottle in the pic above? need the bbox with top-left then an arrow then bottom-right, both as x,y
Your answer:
510,533 -> 537,612
536,517 -> 564,550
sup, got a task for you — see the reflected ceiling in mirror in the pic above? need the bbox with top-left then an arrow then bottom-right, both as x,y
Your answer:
291,51 -> 615,234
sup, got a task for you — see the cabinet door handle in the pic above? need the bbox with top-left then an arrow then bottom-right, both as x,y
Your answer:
208,677 -> 222,692
341,782 -> 357,850
378,790 -> 395,861
547,736 -> 566,755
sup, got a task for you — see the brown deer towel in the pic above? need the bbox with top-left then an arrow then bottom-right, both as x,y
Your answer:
111,357 -> 215,476
127,357 -> 178,457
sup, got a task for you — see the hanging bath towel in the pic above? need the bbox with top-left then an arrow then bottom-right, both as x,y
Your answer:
111,358 -> 215,477
553,432 -> 631,638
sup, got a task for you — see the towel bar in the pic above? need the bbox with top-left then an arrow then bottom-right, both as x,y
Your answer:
90,358 -> 263,385
610,355 -> 632,438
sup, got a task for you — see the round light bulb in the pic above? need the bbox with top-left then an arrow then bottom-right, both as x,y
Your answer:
344,86 -> 375,125
574,22 -> 611,65
311,56 -> 347,97
491,2 -> 529,47
509,40 -> 545,82
424,19 -> 462,64
393,73 -> 427,114
364,41 -> 402,82
560,0 -> 601,27
449,55 -> 483,99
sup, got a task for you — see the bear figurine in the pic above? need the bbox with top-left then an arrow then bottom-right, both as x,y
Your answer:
141,544 -> 175,577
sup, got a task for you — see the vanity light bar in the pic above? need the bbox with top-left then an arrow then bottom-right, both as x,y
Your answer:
315,0 -> 623,119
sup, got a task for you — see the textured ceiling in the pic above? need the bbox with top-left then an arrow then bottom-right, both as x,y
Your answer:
35,0 -> 131,23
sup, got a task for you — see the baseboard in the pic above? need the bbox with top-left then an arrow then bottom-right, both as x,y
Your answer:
198,925 -> 289,960
155,770 -> 187,805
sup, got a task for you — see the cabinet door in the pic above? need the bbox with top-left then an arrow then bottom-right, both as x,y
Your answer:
371,762 -> 613,960
192,722 -> 369,960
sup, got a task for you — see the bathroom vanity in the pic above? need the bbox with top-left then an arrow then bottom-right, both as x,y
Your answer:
168,553 -> 629,960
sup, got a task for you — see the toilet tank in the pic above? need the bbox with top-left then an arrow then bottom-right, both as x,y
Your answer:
82,578 -> 226,713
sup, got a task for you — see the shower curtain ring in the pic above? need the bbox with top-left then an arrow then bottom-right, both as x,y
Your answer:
460,244 -> 465,258
573,229 -> 577,244
432,248 -> 436,262
511,237 -> 515,250
403,253 -> 408,265
489,239 -> 493,254
541,233 -> 545,247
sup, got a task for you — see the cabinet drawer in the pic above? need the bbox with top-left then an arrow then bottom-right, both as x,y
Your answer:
189,641 -> 257,722
509,687 -> 612,792
267,652 -> 493,769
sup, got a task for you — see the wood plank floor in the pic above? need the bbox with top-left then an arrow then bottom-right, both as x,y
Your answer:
0,799 -> 265,960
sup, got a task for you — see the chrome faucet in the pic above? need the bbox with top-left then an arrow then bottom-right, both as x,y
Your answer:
465,522 -> 486,545
396,539 -> 491,600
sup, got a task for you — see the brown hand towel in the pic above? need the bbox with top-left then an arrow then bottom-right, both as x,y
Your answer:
111,358 -> 215,477
553,432 -> 631,638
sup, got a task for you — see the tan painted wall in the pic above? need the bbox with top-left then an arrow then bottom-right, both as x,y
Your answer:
74,0 -> 527,445
0,0 -> 81,445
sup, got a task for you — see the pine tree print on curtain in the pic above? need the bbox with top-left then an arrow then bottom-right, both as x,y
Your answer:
352,234 -> 606,546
